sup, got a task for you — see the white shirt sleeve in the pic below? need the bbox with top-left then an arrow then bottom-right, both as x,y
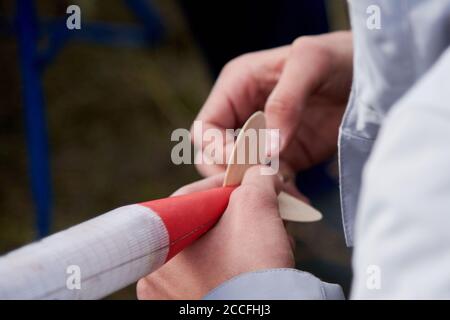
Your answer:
351,48 -> 450,299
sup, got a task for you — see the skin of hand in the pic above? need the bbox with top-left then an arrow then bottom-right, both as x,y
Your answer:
137,166 -> 295,300
192,31 -> 353,178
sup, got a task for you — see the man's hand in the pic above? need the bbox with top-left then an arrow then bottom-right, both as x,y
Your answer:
137,166 -> 294,300
193,31 -> 353,177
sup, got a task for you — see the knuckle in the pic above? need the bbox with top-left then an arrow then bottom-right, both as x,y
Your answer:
230,184 -> 262,204
221,60 -> 236,75
221,52 -> 256,77
230,184 -> 277,214
136,278 -> 150,299
221,55 -> 246,75
291,36 -> 330,61
266,96 -> 297,117
292,36 -> 319,52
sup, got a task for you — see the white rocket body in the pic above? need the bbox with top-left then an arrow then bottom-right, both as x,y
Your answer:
0,187 -> 234,299
0,205 -> 168,299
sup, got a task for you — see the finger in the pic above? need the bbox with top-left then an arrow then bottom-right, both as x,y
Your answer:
191,47 -> 289,165
240,166 -> 309,204
192,141 -> 234,177
193,47 -> 289,141
227,166 -> 283,224
194,149 -> 227,177
171,173 -> 225,196
241,165 -> 282,196
195,162 -> 226,178
265,37 -> 331,153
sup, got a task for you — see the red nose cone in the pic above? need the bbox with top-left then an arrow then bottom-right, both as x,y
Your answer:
141,186 -> 236,260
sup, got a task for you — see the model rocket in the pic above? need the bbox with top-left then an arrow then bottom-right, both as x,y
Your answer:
0,186 -> 235,299
0,112 -> 322,300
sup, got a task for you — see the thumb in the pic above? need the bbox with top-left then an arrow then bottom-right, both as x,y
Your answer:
241,165 -> 282,197
227,165 -> 282,221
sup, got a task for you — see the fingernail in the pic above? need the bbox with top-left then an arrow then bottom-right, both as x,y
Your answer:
265,129 -> 281,157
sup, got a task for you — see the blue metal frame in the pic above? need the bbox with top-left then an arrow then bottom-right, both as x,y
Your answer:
13,0 -> 164,237
17,0 -> 51,238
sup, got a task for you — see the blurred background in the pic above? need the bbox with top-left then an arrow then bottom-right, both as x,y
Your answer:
0,0 -> 351,299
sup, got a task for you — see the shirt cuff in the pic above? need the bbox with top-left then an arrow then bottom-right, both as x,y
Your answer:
203,268 -> 345,300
